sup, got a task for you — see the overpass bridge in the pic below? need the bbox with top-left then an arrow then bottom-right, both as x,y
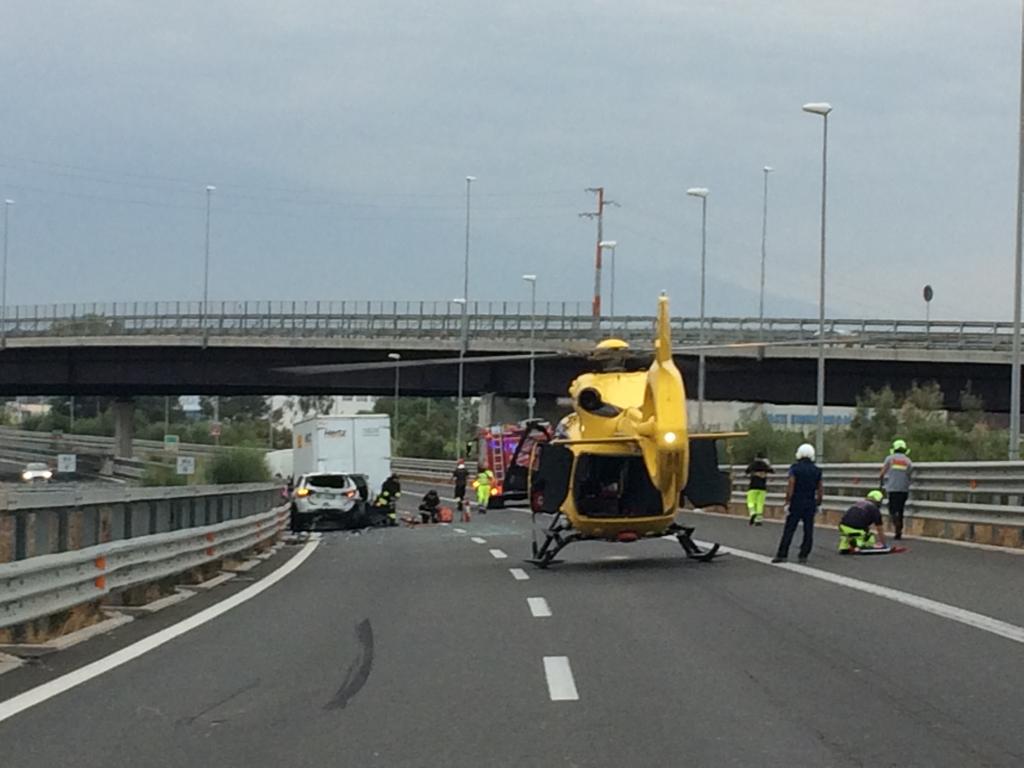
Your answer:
0,299 -> 1018,411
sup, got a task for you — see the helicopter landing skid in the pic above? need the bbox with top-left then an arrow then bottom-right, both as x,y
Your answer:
528,512 -> 579,568
668,524 -> 723,562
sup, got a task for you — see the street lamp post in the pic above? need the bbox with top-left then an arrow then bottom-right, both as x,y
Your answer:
201,185 -> 215,348
522,275 -> 537,420
457,177 -> 476,459
453,297 -> 468,458
599,241 -> 617,327
686,188 -> 709,429
759,166 -> 773,340
1,199 -> 14,349
388,352 -> 401,439
803,102 -> 832,460
1011,1 -> 1024,459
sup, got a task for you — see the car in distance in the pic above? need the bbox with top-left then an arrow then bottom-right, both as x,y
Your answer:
290,472 -> 365,530
22,462 -> 53,483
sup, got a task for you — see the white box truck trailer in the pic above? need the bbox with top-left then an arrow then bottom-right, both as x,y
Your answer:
291,415 -> 392,492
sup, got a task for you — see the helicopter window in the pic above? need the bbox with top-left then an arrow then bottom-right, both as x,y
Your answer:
574,454 -> 662,518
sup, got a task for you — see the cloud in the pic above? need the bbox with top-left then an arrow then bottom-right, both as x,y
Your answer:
0,0 -> 1017,323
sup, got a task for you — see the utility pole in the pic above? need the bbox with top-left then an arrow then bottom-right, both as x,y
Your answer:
579,187 -> 618,331
1011,0 -> 1024,459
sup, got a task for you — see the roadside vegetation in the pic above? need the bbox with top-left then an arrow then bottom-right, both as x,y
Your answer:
726,383 -> 1008,465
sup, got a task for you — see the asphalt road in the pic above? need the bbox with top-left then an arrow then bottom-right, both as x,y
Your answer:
1,488 -> 1023,767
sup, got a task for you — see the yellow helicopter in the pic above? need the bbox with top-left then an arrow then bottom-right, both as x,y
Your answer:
525,293 -> 744,567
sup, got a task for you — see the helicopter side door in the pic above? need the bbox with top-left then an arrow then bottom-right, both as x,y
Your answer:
529,443 -> 573,514
682,438 -> 733,508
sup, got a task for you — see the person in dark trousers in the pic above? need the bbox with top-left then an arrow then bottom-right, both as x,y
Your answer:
377,474 -> 402,526
838,490 -> 888,553
772,443 -> 823,563
418,489 -> 441,524
452,460 -> 469,511
879,439 -> 913,540
744,452 -> 773,525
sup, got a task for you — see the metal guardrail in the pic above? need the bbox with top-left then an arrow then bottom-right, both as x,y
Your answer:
0,426 -> 235,482
0,426 -> 225,459
393,456 -> 1024,531
0,299 -> 1017,351
0,483 -> 280,562
728,461 -> 1024,528
390,457 -> 477,479
0,503 -> 288,629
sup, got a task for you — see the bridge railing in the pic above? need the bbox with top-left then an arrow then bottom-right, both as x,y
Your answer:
0,300 -> 1016,350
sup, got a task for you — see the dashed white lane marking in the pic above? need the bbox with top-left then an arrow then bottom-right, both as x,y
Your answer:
454,528 -> 467,534
527,597 -> 552,617
543,656 -> 579,701
509,568 -> 530,581
471,536 -> 487,544
691,539 -> 1024,646
489,549 -> 508,560
0,539 -> 321,725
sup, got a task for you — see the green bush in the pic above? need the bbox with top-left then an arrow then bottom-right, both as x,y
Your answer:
205,448 -> 271,484
142,463 -> 188,487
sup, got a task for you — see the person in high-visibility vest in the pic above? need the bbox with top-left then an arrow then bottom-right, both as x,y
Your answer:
744,452 -> 773,526
472,466 -> 495,515
879,439 -> 913,540
838,490 -> 888,553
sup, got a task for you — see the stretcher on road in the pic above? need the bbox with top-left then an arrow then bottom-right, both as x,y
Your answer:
846,544 -> 908,555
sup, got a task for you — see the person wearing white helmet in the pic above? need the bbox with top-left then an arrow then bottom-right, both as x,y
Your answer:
772,442 -> 823,563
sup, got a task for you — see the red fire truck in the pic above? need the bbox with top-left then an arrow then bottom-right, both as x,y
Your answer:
477,420 -> 553,508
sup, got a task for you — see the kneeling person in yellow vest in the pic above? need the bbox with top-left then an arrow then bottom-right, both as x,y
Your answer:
472,467 -> 495,514
838,490 -> 887,553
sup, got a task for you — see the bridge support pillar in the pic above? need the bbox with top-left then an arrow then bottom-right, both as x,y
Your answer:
113,398 -> 135,459
477,394 -> 566,427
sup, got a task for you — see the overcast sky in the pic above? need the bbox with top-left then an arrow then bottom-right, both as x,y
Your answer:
0,0 -> 1019,321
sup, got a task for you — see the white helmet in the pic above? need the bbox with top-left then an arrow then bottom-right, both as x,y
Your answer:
795,443 -> 816,461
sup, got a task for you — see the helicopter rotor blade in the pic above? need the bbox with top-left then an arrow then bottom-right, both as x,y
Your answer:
275,335 -> 862,376
276,352 -> 565,376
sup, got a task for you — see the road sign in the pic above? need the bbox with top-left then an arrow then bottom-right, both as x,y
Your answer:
176,456 -> 196,476
923,285 -> 934,303
210,422 -> 222,438
163,434 -> 180,452
57,454 -> 77,473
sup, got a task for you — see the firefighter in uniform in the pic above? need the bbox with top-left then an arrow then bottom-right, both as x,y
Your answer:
452,460 -> 469,512
376,473 -> 402,526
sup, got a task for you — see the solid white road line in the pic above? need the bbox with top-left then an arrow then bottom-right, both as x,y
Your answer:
471,536 -> 487,544
692,507 -> 1024,556
693,540 -> 1024,646
543,656 -> 579,701
0,539 -> 321,725
509,568 -> 530,581
489,549 -> 508,559
527,597 -> 552,617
